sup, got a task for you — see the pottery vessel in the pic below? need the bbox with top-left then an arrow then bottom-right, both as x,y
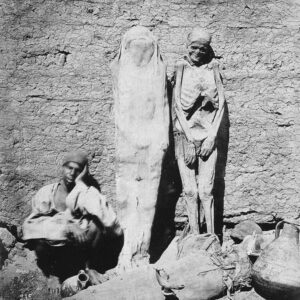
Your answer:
252,221 -> 300,300
61,270 -> 89,297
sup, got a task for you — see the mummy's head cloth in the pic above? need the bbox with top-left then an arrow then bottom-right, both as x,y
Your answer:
123,26 -> 156,48
187,27 -> 212,46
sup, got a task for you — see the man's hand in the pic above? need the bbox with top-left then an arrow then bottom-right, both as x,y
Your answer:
200,134 -> 216,158
75,164 -> 88,184
184,142 -> 196,166
67,223 -> 89,245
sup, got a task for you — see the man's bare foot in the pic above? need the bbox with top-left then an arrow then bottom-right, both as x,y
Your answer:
47,275 -> 61,295
117,251 -> 150,274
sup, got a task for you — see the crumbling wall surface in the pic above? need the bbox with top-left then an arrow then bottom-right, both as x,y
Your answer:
0,0 -> 298,226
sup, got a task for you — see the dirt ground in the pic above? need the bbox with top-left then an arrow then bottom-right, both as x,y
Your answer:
0,240 -> 266,300
0,243 -> 60,300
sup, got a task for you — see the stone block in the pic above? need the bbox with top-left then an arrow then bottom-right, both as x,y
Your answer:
0,228 -> 16,251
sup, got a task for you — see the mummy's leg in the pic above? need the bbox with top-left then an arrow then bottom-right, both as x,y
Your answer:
198,149 -> 218,234
177,156 -> 199,234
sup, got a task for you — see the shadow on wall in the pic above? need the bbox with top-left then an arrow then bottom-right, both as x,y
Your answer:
149,79 -> 182,263
149,141 -> 182,263
214,101 -> 230,240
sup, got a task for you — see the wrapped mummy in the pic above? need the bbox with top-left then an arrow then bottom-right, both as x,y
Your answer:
111,26 -> 169,269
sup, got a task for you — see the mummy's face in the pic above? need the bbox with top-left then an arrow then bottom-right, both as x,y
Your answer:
125,38 -> 154,66
187,41 -> 209,65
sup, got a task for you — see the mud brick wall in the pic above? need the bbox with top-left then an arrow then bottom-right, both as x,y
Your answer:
0,0 -> 298,226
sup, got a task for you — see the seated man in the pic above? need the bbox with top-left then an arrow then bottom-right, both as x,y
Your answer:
22,150 -> 122,293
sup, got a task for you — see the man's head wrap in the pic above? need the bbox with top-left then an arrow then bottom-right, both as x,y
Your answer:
62,150 -> 88,167
187,27 -> 212,46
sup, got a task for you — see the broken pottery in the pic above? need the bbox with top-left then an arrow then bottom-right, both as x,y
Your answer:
155,233 -> 251,300
155,233 -> 221,267
67,233 -> 251,300
156,247 -> 252,300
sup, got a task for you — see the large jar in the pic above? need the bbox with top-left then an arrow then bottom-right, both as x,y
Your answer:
252,221 -> 300,299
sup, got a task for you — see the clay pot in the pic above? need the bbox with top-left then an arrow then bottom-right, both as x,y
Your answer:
61,270 -> 89,297
252,221 -> 300,300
